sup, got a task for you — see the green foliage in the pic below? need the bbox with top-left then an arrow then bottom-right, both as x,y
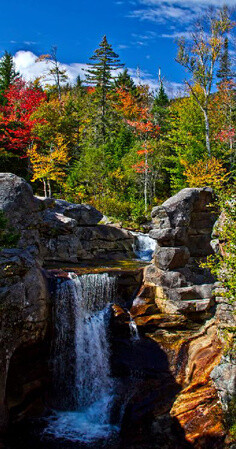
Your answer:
98,196 -> 131,220
226,395 -> 236,442
113,68 -> 136,94
85,36 -> 124,143
86,35 -> 123,88
217,37 -> 234,83
152,82 -> 170,137
0,51 -> 19,102
165,92 -> 206,192
129,200 -> 148,225
202,190 -> 236,306
0,211 -> 19,249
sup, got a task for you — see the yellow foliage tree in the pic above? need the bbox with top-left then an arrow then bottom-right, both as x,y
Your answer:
29,135 -> 70,197
182,156 -> 228,190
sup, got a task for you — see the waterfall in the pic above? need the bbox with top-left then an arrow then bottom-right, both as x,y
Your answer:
46,272 -> 118,443
131,231 -> 156,261
128,311 -> 140,341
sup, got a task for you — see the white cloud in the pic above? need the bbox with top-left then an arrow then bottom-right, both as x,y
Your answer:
131,31 -> 157,40
139,0 -> 236,7
131,31 -> 157,47
118,44 -> 129,49
11,50 -> 183,98
129,5 -> 196,24
23,41 -> 37,46
13,50 -> 89,85
160,31 -> 193,40
129,0 -> 236,24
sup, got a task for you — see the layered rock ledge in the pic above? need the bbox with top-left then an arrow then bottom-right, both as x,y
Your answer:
112,188 -> 235,448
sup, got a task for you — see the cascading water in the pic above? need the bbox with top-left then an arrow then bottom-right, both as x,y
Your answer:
131,231 -> 156,261
128,311 -> 140,341
46,272 -> 118,443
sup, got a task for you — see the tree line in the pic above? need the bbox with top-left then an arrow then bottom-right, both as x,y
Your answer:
0,6 -> 235,225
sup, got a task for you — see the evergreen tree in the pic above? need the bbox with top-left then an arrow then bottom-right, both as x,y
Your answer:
114,68 -> 136,93
0,51 -> 19,101
75,75 -> 85,95
152,81 -> 170,131
85,36 -> 124,142
217,37 -> 234,83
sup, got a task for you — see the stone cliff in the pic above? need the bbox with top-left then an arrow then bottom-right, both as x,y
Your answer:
0,174 -> 235,448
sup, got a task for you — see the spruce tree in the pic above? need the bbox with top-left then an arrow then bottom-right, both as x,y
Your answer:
152,82 -> 170,131
217,37 -> 234,83
86,36 -> 124,142
0,51 -> 19,99
114,68 -> 136,93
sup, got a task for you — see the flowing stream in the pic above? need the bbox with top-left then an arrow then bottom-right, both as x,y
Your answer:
46,272 -> 118,443
131,231 -> 156,261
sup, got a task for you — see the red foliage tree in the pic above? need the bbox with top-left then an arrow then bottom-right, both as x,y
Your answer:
128,108 -> 160,212
0,79 -> 46,158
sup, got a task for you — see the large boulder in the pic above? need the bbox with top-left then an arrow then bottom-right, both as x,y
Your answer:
146,187 -> 217,318
151,187 -> 216,254
54,199 -> 103,225
0,173 -> 41,229
0,174 -> 134,261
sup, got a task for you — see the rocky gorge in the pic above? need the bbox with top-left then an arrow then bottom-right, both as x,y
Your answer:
0,173 -> 235,449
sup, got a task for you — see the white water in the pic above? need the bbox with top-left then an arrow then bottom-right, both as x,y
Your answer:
128,311 -> 140,341
131,231 -> 156,261
46,273 -> 118,442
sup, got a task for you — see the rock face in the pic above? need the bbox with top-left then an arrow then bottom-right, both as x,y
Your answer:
146,187 -> 217,318
0,173 -> 134,432
1,176 -> 234,448
112,188 -> 235,448
0,173 -> 134,261
0,248 -> 50,432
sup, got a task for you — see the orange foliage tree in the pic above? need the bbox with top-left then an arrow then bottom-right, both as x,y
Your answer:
127,106 -> 160,212
113,87 -> 141,120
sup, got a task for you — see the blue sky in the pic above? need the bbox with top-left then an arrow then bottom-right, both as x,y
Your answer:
1,0 -> 235,96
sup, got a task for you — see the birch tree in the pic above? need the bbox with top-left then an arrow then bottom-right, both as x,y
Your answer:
176,7 -> 232,157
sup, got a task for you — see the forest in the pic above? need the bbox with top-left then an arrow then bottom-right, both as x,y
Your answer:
0,7 -> 235,227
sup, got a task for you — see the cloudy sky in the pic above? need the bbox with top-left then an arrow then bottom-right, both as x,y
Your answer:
1,0 -> 236,96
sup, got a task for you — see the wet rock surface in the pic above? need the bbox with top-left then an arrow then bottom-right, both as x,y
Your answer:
112,188 -> 235,448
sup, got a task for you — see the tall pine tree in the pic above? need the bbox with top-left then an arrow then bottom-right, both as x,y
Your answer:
0,51 -> 19,102
86,36 -> 124,142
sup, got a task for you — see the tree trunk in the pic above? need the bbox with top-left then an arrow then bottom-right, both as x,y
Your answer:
144,151 -> 148,213
47,179 -> 52,198
43,178 -> 47,198
203,109 -> 211,157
